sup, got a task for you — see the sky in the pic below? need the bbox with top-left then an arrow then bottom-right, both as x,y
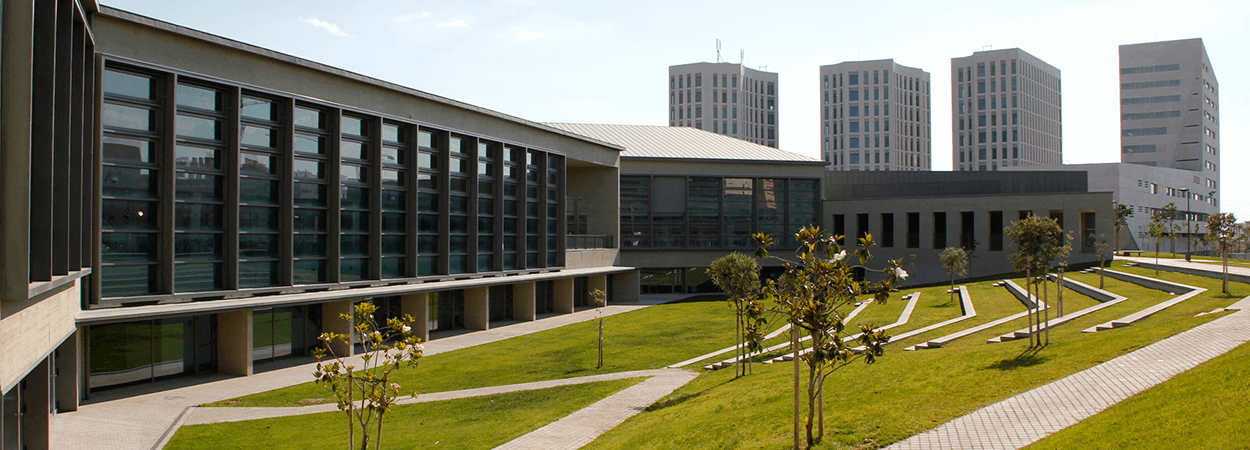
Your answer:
102,0 -> 1250,219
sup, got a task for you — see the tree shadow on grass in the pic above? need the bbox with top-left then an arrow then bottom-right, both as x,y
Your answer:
985,347 -> 1050,371
644,374 -> 739,412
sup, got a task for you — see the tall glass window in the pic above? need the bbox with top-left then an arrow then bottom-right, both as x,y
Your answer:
448,135 -> 471,273
723,178 -> 754,247
525,150 -> 543,267
545,154 -> 562,266
620,177 -> 650,248
339,114 -> 371,282
687,177 -> 721,248
477,141 -> 499,272
416,129 -> 442,276
174,82 -> 225,292
502,146 -> 523,269
100,67 -> 162,297
293,105 -> 329,284
756,179 -> 785,242
238,95 -> 282,287
380,122 -> 409,278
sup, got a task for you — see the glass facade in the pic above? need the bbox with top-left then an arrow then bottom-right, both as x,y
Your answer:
96,61 -> 566,304
619,175 -> 819,249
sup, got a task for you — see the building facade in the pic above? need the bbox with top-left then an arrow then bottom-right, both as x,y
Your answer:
1119,38 -> 1219,208
824,171 -> 1110,286
952,48 -> 1062,171
820,59 -> 932,171
668,62 -> 779,148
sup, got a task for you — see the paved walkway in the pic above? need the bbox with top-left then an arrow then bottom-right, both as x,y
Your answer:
886,296 -> 1250,449
494,369 -> 698,450
49,297 -> 677,450
1121,255 -> 1250,277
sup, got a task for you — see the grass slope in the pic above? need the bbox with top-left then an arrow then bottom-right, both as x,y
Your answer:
1025,341 -> 1250,450
583,264 -> 1248,449
167,378 -> 643,450
214,300 -> 737,407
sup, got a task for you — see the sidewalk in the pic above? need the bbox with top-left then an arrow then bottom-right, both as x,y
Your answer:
886,300 -> 1250,449
50,297 -> 677,450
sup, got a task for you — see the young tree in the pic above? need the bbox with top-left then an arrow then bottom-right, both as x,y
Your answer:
1114,203 -> 1134,254
1206,213 -> 1238,295
708,253 -> 763,377
1159,203 -> 1179,255
1095,235 -> 1112,289
939,247 -> 968,305
1148,209 -> 1169,271
592,289 -> 607,369
1006,215 -> 1070,347
755,227 -> 906,449
313,301 -> 424,450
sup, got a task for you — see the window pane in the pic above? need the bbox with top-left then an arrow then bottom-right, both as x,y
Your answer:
292,259 -> 326,284
239,261 -> 279,288
341,140 -> 365,160
175,145 -> 220,169
341,211 -> 369,232
418,194 -> 438,213
295,133 -> 325,154
101,233 -> 157,263
241,97 -> 275,121
102,104 -> 154,132
293,159 -> 324,180
174,204 -> 222,230
101,200 -> 157,229
175,174 -> 222,201
340,187 -> 368,208
175,233 -> 221,260
240,207 -> 278,231
293,235 -> 326,257
340,235 -> 368,256
382,169 -> 402,187
177,84 -> 221,111
240,179 -> 279,204
240,151 -> 278,175
177,114 -> 221,140
341,116 -> 365,136
100,265 -> 158,297
104,70 -> 155,100
103,167 -> 157,198
340,164 -> 368,184
382,146 -> 403,165
381,213 -> 405,232
381,190 -> 405,211
294,183 -> 327,206
380,258 -> 404,278
382,124 -> 401,143
175,263 -> 222,292
293,209 -> 326,231
293,107 -> 325,129
241,125 -> 277,148
340,258 -> 367,281
103,137 -> 154,164
381,235 -> 404,254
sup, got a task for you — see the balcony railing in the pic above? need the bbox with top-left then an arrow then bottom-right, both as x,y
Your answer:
567,234 -> 615,249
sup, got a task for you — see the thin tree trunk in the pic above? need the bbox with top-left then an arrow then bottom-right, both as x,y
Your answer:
792,325 -> 800,450
806,363 -> 817,447
817,381 -> 824,442
1026,270 -> 1033,348
1044,273 -> 1050,345
1224,252 -> 1230,294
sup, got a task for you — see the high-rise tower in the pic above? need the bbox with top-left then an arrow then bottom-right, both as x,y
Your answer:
668,62 -> 779,148
951,48 -> 1061,171
820,59 -> 931,171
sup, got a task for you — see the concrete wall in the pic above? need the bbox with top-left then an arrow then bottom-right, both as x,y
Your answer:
0,282 -> 80,393
512,283 -> 536,321
823,192 -> 1112,286
216,310 -> 253,377
401,293 -> 430,342
464,287 -> 489,330
565,249 -> 620,269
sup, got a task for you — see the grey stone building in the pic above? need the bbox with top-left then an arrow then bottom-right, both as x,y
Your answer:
820,59 -> 932,172
951,48 -> 1062,171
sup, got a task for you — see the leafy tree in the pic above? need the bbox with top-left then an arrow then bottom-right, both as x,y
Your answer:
708,253 -> 763,377
1114,203 -> 1133,253
313,301 -> 424,450
1206,213 -> 1238,295
939,247 -> 968,305
755,227 -> 906,449
592,289 -> 607,369
1006,215 -> 1071,347
1148,209 -> 1169,271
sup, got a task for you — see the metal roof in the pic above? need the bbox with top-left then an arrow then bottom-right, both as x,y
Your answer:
544,123 -> 824,165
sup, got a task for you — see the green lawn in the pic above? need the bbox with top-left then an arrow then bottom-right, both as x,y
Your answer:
167,378 -> 643,450
1025,341 -> 1250,450
582,265 -> 1249,449
212,300 -> 739,407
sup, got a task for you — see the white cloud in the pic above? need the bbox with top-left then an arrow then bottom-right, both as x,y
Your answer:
436,19 -> 469,28
393,12 -> 431,22
516,31 -> 543,41
298,16 -> 347,37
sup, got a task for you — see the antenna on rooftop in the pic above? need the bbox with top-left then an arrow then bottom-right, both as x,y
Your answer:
716,39 -> 723,63
740,49 -> 744,65
982,44 -> 993,51
760,65 -> 767,71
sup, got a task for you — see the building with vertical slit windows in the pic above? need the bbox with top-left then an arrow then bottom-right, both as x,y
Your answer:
951,48 -> 1062,171
820,59 -> 931,171
1119,38 -> 1219,209
668,62 -> 779,148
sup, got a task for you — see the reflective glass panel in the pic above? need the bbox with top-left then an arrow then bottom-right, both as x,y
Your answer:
104,70 -> 154,99
177,84 -> 221,111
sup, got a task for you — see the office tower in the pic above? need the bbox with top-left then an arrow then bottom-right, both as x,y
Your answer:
1119,38 -> 1219,207
951,48 -> 1061,171
820,59 -> 931,171
668,62 -> 779,148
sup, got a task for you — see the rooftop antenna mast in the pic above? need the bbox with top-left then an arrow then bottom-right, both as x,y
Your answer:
982,44 -> 993,51
740,49 -> 744,65
716,39 -> 723,63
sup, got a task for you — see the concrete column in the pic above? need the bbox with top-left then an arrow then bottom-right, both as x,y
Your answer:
400,293 -> 429,343
54,335 -> 79,412
588,274 -> 608,306
216,310 -> 254,377
612,271 -> 641,303
464,287 -> 490,330
553,278 -> 574,314
512,282 -> 536,321
21,359 -> 50,450
321,300 -> 355,357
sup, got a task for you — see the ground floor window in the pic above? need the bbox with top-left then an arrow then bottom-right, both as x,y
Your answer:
87,315 -> 214,391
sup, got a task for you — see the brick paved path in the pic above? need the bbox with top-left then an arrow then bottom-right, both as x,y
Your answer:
886,306 -> 1250,449
493,368 -> 699,450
